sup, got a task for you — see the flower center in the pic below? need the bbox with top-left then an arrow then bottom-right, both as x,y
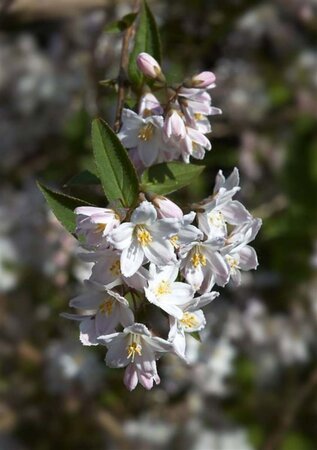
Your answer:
136,226 -> 152,246
155,280 -> 172,297
170,235 -> 180,249
180,312 -> 199,328
208,210 -> 225,228
99,299 -> 113,316
194,113 -> 204,121
95,223 -> 106,233
138,123 -> 155,141
225,255 -> 239,273
127,338 -> 142,362
110,259 -> 121,276
191,250 -> 207,268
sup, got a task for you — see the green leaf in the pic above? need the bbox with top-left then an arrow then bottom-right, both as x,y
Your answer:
104,12 -> 138,33
38,182 -> 93,234
141,162 -> 205,195
128,0 -> 162,89
190,331 -> 201,342
91,118 -> 139,207
65,170 -> 100,186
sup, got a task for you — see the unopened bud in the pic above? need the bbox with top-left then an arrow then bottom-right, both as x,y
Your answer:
153,196 -> 183,219
192,71 -> 216,88
137,52 -> 165,81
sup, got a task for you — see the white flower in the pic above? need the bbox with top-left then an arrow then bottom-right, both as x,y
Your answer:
62,281 -> 134,346
118,109 -> 166,167
81,249 -> 148,291
139,92 -> 163,117
99,323 -> 173,390
108,201 -> 179,277
75,206 -> 120,247
221,218 -> 262,284
197,168 -> 252,238
180,236 -> 229,292
168,291 -> 219,359
144,264 -> 195,319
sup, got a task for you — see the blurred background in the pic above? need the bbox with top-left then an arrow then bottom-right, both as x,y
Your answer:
1,0 -> 317,449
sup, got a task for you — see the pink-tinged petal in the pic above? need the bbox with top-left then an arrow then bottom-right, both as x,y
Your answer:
205,250 -> 230,287
69,291 -> 104,310
137,52 -> 163,79
137,138 -> 160,167
95,309 -> 119,337
108,223 -> 134,250
138,372 -> 154,390
184,262 -> 204,291
221,201 -> 251,225
131,201 -> 157,225
120,240 -> 144,277
230,269 -> 241,285
139,93 -> 163,116
79,318 -> 98,346
147,336 -> 174,353
143,239 -> 176,266
124,364 -> 138,391
118,304 -> 135,327
123,266 -> 148,291
150,218 -> 180,237
192,71 -> 216,88
105,335 -> 129,368
191,291 -> 219,309
153,196 -> 183,220
238,245 -> 258,271
187,127 -> 211,149
164,110 -> 186,140
170,326 -> 187,360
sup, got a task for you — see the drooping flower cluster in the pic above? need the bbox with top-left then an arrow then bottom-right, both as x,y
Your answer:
65,164 -> 261,390
118,52 -> 222,168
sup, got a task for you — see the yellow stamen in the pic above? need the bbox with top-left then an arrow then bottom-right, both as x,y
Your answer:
191,250 -> 207,268
95,223 -> 106,233
99,299 -> 113,316
194,113 -> 204,121
138,123 -> 155,141
127,342 -> 142,361
180,312 -> 199,328
170,235 -> 180,249
110,260 -> 121,276
208,210 -> 225,228
225,255 -> 239,272
155,280 -> 172,297
136,226 -> 152,246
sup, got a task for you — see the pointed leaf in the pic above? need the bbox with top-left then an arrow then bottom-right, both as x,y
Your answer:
92,118 -> 139,207
141,162 -> 205,195
128,0 -> 162,89
38,182 -> 93,234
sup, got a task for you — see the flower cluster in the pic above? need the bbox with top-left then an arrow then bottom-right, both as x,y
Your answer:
65,163 -> 261,390
118,52 -> 222,168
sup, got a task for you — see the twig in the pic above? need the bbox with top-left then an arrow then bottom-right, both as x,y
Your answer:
261,366 -> 317,450
114,0 -> 140,132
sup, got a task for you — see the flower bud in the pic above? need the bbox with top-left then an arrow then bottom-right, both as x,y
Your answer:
164,110 -> 186,141
153,196 -> 183,219
137,52 -> 164,80
192,71 -> 216,88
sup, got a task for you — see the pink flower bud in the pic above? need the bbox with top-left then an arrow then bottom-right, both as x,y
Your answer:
137,52 -> 163,79
164,110 -> 186,141
192,71 -> 216,88
153,196 -> 183,219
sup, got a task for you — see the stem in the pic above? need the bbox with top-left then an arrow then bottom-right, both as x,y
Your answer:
114,0 -> 140,132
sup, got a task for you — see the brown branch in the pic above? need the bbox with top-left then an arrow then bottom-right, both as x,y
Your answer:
261,366 -> 317,450
114,0 -> 140,132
